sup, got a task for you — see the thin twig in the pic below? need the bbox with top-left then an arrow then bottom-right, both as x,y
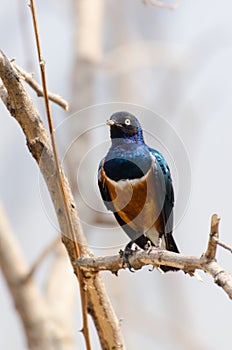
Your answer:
29,2 -> 91,349
143,0 -> 179,10
24,236 -> 60,283
213,237 -> 232,254
12,63 -> 69,110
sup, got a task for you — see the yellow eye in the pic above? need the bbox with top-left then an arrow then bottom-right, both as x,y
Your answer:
125,118 -> 131,126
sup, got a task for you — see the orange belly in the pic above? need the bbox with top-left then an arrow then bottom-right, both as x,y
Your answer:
102,166 -> 165,234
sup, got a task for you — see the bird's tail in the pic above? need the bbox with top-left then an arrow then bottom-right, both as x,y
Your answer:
160,232 -> 179,272
134,233 -> 180,272
162,233 -> 203,281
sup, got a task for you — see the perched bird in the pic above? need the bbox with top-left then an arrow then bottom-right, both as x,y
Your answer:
98,111 -> 179,272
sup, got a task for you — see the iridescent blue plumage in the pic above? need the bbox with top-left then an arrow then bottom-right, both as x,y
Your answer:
104,144 -> 151,181
98,111 -> 179,272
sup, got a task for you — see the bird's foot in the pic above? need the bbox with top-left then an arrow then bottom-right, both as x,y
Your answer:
144,237 -> 163,254
144,240 -> 153,254
119,242 -> 135,272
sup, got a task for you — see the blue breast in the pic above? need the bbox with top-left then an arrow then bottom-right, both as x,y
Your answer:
104,143 -> 151,181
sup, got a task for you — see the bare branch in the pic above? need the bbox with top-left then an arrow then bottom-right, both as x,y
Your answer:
76,249 -> 201,273
2,45 -> 230,347
0,49 -> 125,349
29,1 -> 91,347
204,261 -> 232,299
12,62 -> 69,110
213,237 -> 232,254
76,214 -> 232,300
76,248 -> 232,299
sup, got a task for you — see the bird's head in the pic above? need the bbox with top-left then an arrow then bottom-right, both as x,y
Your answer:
107,111 -> 144,143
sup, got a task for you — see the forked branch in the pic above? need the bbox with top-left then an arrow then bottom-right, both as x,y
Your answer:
28,1 -> 91,348
76,214 -> 232,300
1,45 -> 231,350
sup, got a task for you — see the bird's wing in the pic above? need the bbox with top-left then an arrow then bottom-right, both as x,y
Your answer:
149,148 -> 179,253
98,158 -> 115,212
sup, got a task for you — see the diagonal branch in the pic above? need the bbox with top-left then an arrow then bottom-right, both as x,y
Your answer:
213,237 -> 232,254
28,1 -> 91,348
0,50 -> 125,350
12,62 -> 69,110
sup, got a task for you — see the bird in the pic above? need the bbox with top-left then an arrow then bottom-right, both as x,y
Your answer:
98,111 -> 179,272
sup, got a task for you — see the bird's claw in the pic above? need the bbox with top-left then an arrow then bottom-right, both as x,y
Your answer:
120,243 -> 135,272
145,240 -> 153,254
145,237 -> 162,254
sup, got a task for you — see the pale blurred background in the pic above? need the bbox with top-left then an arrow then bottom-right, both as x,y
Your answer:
1,0 -> 232,349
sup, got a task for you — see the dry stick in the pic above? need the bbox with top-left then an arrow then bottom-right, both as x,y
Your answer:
213,237 -> 232,254
76,250 -> 202,274
205,214 -> 220,260
12,63 -> 69,110
76,214 -> 232,300
76,249 -> 232,299
29,1 -> 91,349
76,247 -> 232,299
